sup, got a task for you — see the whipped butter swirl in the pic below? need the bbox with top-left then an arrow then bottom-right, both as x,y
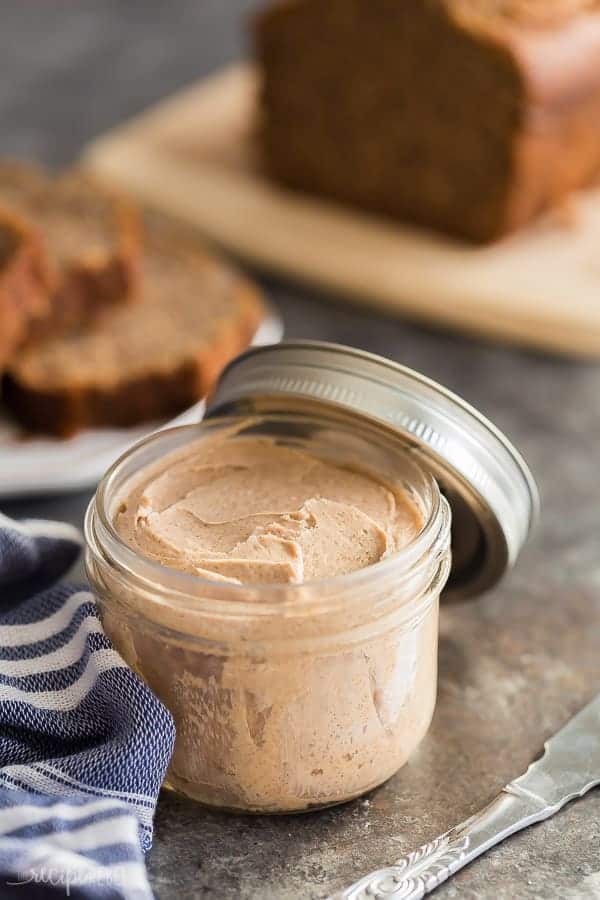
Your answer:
115,433 -> 422,584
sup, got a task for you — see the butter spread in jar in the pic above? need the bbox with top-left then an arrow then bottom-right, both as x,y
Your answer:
114,433 -> 423,584
85,342 -> 538,814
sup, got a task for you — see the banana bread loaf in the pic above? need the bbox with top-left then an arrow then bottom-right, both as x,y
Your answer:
3,213 -> 265,436
255,0 -> 600,242
0,163 -> 140,339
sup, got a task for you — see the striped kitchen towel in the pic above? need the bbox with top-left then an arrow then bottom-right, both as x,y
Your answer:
0,512 -> 175,899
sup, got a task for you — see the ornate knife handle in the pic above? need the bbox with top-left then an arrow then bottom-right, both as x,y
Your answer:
329,788 -> 556,900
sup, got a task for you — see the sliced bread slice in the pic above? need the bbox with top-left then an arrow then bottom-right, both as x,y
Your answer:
0,212 -> 52,369
0,162 -> 141,339
3,213 -> 265,436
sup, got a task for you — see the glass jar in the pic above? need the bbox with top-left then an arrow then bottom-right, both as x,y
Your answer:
85,413 -> 452,814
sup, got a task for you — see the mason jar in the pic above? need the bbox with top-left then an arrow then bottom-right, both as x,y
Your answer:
85,341 -> 538,814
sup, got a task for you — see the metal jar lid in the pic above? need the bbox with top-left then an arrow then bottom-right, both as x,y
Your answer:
207,341 -> 539,601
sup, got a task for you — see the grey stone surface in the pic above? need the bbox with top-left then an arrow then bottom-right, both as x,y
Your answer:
1,3 -> 600,898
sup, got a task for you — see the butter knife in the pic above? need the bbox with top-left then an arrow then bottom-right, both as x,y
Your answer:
330,693 -> 600,900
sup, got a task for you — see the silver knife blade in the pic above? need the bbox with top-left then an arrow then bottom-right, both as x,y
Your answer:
506,693 -> 600,811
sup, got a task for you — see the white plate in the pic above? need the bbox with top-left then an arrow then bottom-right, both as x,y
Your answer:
0,314 -> 283,499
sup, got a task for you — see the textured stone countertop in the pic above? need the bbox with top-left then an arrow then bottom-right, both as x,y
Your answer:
1,3 -> 599,898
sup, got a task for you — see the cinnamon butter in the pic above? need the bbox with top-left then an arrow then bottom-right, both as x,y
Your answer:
85,342 -> 537,813
114,434 -> 423,584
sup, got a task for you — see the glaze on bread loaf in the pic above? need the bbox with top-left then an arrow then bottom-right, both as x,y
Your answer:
255,0 -> 600,242
3,214 -> 265,436
0,163 -> 140,338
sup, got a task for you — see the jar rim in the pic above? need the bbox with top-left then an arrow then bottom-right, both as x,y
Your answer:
86,416 -> 451,613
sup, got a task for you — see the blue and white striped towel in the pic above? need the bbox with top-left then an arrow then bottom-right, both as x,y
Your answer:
0,512 -> 175,899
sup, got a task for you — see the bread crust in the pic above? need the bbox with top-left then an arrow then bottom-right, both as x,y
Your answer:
0,212 -> 51,369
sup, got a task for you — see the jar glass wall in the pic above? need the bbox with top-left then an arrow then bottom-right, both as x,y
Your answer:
85,414 -> 452,813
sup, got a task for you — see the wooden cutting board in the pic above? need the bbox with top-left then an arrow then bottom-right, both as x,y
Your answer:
82,63 -> 600,358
